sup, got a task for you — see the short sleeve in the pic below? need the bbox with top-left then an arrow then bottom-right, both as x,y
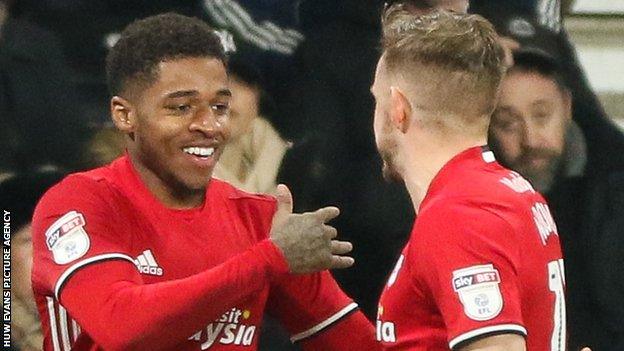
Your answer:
31,175 -> 135,300
411,200 -> 527,349
266,271 -> 357,343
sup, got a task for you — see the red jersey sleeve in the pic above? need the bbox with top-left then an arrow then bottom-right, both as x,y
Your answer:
267,271 -> 356,340
267,272 -> 379,350
228,187 -> 379,350
32,176 -> 291,351
411,200 -> 527,349
31,175 -> 134,299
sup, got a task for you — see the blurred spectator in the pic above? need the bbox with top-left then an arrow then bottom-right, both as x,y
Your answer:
10,0 -> 202,123
489,49 -> 624,351
0,0 -> 88,173
81,125 -> 125,168
470,0 -> 616,147
213,58 -> 289,194
1,170 -> 65,351
11,0 -> 303,127
200,0 -> 303,136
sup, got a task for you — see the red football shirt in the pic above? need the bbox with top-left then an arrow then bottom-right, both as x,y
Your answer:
32,155 -> 358,351
377,147 -> 565,350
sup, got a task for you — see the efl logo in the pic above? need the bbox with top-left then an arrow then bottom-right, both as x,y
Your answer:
452,264 -> 503,321
44,211 -> 91,264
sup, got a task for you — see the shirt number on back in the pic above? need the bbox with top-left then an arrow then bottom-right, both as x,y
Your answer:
548,259 -> 566,351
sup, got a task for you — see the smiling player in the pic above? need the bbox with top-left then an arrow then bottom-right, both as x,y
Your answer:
31,13 -> 378,351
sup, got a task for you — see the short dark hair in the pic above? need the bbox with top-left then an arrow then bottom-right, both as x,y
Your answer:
511,49 -> 569,92
106,12 -> 226,96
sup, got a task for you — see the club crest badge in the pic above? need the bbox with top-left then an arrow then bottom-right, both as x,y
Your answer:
452,264 -> 503,321
45,211 -> 90,265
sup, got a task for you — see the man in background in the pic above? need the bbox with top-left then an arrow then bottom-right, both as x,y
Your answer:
490,49 -> 624,351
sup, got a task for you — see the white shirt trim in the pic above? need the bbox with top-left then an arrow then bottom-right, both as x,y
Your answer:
54,253 -> 135,299
290,302 -> 358,342
482,150 -> 496,163
46,296 -> 61,351
449,323 -> 527,349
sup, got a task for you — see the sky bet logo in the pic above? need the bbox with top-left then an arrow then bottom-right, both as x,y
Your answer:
453,270 -> 500,291
188,308 -> 256,349
452,264 -> 504,321
45,212 -> 85,249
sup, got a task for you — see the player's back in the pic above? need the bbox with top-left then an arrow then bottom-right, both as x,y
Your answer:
377,147 -> 565,350
445,152 -> 566,351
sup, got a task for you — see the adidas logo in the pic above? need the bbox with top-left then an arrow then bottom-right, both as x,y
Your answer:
134,250 -> 164,276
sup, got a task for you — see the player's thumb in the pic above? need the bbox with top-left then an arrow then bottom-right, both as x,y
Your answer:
271,184 -> 293,230
275,184 -> 293,216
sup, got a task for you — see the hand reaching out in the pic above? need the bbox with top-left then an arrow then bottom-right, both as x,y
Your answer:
270,184 -> 354,274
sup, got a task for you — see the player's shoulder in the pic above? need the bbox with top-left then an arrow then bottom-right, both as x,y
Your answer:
417,186 -> 519,238
209,179 -> 277,239
210,178 -> 276,207
35,164 -> 121,212
458,165 -> 540,208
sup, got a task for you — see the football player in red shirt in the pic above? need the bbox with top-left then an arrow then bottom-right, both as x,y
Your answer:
371,6 -> 566,351
31,13 -> 379,351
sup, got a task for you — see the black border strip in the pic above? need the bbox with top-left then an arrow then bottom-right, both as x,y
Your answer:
452,329 -> 527,350
56,257 -> 134,299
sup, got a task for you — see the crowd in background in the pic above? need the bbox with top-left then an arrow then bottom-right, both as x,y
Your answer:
1,0 -> 622,350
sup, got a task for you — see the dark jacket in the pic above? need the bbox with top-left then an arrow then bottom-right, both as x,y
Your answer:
0,17 -> 88,172
548,116 -> 624,351
469,3 -> 623,349
279,0 -> 414,318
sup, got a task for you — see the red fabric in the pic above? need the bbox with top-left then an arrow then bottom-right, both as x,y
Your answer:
59,244 -> 283,351
377,147 -> 565,350
32,155 -> 366,350
300,310 -> 381,351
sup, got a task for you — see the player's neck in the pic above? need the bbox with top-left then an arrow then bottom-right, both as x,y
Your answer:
129,155 -> 206,209
402,136 -> 486,213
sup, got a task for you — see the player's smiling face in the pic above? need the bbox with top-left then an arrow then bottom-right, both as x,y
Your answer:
116,57 -> 231,204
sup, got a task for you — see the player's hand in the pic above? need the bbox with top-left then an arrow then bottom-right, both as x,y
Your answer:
270,184 -> 354,274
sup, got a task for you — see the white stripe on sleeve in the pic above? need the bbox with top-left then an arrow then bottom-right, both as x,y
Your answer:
71,319 -> 80,342
290,302 -> 359,342
46,296 -> 62,351
59,305 -> 72,350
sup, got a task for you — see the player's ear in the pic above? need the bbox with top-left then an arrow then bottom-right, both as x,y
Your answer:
111,96 -> 137,134
390,86 -> 411,134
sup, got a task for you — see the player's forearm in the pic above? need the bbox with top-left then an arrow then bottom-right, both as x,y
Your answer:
61,239 -> 288,351
299,311 -> 381,351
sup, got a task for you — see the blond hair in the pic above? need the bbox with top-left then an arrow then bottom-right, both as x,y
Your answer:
381,5 -> 505,133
